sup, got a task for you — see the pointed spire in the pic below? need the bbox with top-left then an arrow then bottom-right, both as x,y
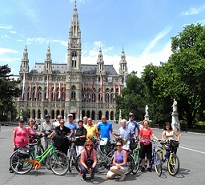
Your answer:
46,45 -> 51,61
22,45 -> 28,61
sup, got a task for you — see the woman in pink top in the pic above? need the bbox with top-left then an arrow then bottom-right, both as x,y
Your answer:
139,120 -> 158,172
10,119 -> 28,173
12,119 -> 28,149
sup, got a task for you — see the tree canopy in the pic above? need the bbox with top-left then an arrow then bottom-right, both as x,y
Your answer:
0,65 -> 20,121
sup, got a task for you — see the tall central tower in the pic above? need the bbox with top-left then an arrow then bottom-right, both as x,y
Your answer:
65,2 -> 82,118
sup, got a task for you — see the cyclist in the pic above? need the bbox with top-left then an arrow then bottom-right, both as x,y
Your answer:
53,115 -> 62,128
106,139 -> 128,181
51,118 -> 73,155
139,120 -> 158,172
64,114 -> 78,137
85,118 -> 99,140
79,141 -> 98,182
9,119 -> 28,173
83,116 -> 88,126
161,122 -> 180,153
40,114 -> 54,150
126,113 -> 140,139
27,119 -> 41,143
75,120 -> 87,156
118,119 -> 135,150
97,115 -> 117,141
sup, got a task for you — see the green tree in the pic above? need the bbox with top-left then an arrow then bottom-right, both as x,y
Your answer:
0,65 -> 21,121
116,71 -> 146,121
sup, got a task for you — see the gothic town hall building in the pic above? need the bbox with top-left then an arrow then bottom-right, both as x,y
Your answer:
16,3 -> 128,121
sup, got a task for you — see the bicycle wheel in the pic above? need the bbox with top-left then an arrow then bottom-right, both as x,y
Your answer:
68,148 -> 74,172
167,153 -> 180,176
36,144 -> 44,156
75,154 -> 81,172
132,152 -> 141,174
50,151 -> 69,175
154,151 -> 162,176
10,150 -> 34,174
125,154 -> 134,175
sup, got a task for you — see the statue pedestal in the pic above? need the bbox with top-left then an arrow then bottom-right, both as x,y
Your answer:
171,112 -> 179,131
144,115 -> 149,121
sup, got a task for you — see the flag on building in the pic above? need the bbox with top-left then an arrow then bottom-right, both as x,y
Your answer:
35,82 -> 38,100
118,83 -> 122,97
124,72 -> 127,88
21,72 -> 25,98
29,81 -> 32,100
53,82 -> 57,100
92,81 -> 94,94
46,74 -> 49,99
58,82 -> 61,100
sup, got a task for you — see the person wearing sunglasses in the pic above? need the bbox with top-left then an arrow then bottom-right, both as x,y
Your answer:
106,139 -> 128,181
79,141 -> 98,182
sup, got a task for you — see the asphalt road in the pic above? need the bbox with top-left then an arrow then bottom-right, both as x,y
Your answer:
0,124 -> 205,185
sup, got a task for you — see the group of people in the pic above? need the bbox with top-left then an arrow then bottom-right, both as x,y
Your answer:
10,112 -> 180,181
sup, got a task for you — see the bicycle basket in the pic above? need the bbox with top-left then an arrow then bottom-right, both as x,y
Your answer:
170,140 -> 179,148
18,148 -> 30,158
52,133 -> 64,147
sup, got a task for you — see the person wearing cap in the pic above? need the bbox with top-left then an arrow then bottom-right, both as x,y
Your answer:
64,114 -> 78,137
126,113 -> 139,139
9,119 -> 28,173
40,114 -> 54,150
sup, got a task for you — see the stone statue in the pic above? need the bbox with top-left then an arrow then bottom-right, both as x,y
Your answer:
145,105 -> 148,116
172,99 -> 177,112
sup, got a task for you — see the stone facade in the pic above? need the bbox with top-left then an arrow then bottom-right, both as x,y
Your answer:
16,3 -> 128,121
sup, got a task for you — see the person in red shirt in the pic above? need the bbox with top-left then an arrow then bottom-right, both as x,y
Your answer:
139,120 -> 158,172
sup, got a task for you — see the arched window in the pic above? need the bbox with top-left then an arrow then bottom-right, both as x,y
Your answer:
71,85 -> 76,100
110,111 -> 114,120
82,110 -> 85,118
106,111 -> 109,120
62,87 -> 66,101
37,109 -> 41,119
32,109 -> 35,119
51,110 -> 55,119
91,111 -> 95,120
44,110 -> 48,118
38,87 -> 42,101
87,110 -> 90,118
98,111 -> 102,120
72,52 -> 77,68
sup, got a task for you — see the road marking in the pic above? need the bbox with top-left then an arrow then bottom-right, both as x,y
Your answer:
180,146 -> 205,155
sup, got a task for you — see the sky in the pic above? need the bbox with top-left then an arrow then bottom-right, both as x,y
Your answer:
1,0 -> 205,77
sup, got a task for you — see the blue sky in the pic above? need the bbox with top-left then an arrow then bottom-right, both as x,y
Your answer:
1,0 -> 205,77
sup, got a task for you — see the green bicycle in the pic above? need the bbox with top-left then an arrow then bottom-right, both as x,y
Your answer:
130,140 -> 141,174
10,141 -> 69,175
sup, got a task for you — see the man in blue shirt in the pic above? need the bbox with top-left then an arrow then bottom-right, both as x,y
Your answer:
118,119 -> 135,150
126,112 -> 139,139
64,114 -> 78,137
97,115 -> 117,140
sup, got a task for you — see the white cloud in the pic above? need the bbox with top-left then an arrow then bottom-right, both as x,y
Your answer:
0,24 -> 13,30
52,39 -> 67,47
9,30 -> 16,34
0,57 -> 20,63
181,4 -> 205,16
26,37 -> 48,44
0,48 -> 18,55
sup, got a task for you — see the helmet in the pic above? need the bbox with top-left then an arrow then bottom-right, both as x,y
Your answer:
129,112 -> 134,117
45,114 -> 50,119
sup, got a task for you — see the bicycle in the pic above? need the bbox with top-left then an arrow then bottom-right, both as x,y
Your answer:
129,139 -> 141,174
67,137 -> 78,172
10,140 -> 69,175
157,140 -> 180,176
149,140 -> 163,176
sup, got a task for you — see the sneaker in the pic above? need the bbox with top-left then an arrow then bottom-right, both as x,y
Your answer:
119,174 -> 126,181
9,167 -> 14,173
147,167 -> 152,172
81,177 -> 85,181
141,167 -> 145,172
91,178 -> 95,182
